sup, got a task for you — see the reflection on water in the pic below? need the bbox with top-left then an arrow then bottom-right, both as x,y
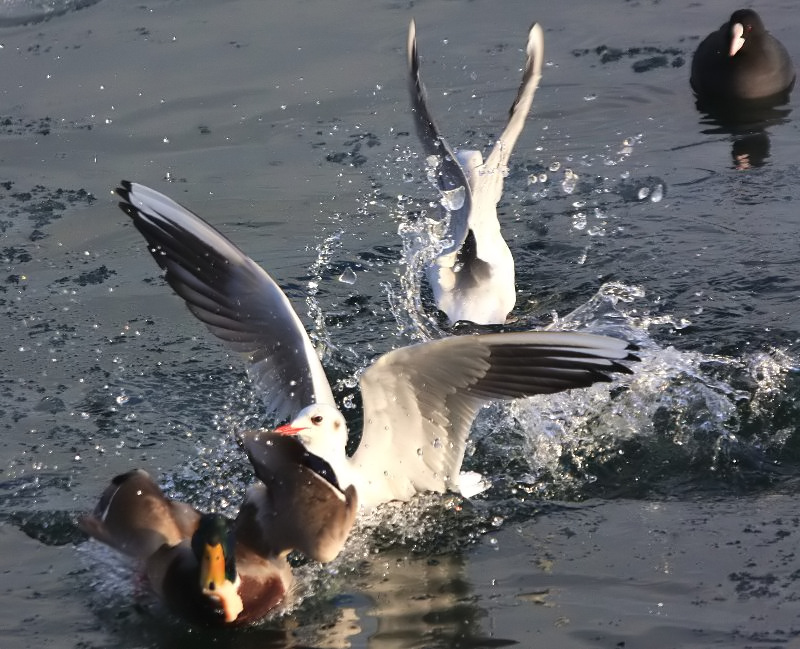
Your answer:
696,101 -> 792,169
731,132 -> 771,170
306,551 -> 507,649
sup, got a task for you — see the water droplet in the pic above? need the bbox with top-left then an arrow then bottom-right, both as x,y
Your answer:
650,184 -> 664,202
416,448 -> 423,456
637,187 -> 650,200
491,515 -> 504,527
338,267 -> 357,284
440,186 -> 465,211
561,169 -> 578,194
548,161 -> 561,172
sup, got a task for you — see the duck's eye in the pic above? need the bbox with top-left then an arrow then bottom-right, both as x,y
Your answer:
311,415 -> 323,425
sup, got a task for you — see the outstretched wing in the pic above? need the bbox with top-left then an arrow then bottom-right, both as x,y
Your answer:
116,181 -> 335,423
407,19 -> 472,257
480,22 -> 544,204
356,331 -> 637,497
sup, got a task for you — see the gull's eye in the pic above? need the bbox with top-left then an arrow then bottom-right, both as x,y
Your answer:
311,415 -> 323,425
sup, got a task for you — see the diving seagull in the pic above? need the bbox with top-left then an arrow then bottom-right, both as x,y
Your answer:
116,181 -> 637,510
407,20 -> 544,325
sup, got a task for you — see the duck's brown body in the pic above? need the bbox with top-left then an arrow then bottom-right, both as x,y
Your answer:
79,469 -> 292,627
80,430 -> 359,626
150,540 -> 289,626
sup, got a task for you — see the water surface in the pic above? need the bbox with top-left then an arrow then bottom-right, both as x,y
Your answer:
2,0 -> 800,647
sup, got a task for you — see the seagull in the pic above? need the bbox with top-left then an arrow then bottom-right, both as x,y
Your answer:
407,20 -> 544,325
116,181 -> 637,510
79,430 -> 356,626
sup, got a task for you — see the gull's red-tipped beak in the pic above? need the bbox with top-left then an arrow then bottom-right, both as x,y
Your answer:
275,423 -> 305,436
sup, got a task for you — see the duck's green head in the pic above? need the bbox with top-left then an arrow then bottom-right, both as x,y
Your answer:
192,513 -> 243,622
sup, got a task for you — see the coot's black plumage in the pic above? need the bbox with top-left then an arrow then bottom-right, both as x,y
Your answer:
691,9 -> 794,103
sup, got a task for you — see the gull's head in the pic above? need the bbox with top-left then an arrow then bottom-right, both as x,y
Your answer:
274,403 -> 348,458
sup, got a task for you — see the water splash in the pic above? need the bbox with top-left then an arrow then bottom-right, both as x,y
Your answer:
306,228 -> 344,360
481,282 -> 799,498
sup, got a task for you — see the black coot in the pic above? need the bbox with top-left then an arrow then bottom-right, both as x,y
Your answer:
691,9 -> 794,104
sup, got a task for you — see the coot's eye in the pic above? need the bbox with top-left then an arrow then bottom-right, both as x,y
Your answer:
311,415 -> 323,425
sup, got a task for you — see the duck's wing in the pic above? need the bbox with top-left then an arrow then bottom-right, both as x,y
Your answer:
78,469 -> 201,559
356,331 -> 638,495
479,22 -> 543,204
237,431 -> 358,563
407,19 -> 472,257
116,181 -> 335,423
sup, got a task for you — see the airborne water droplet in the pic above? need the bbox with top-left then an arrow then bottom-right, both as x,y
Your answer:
561,169 -> 577,194
338,267 -> 357,284
650,184 -> 664,203
439,186 -> 465,211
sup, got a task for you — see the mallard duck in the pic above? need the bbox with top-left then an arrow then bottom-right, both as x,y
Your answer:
80,431 -> 358,625
407,20 -> 544,325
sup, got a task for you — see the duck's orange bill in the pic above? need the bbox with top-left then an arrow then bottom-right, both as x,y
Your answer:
200,542 -> 227,592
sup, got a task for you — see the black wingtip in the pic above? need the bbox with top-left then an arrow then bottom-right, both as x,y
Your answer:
624,342 -> 641,365
116,179 -> 133,200
117,201 -> 138,222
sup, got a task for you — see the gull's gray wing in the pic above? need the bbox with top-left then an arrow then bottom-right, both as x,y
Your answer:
355,331 -> 638,495
480,22 -> 544,204
116,181 -> 335,423
407,18 -> 472,257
